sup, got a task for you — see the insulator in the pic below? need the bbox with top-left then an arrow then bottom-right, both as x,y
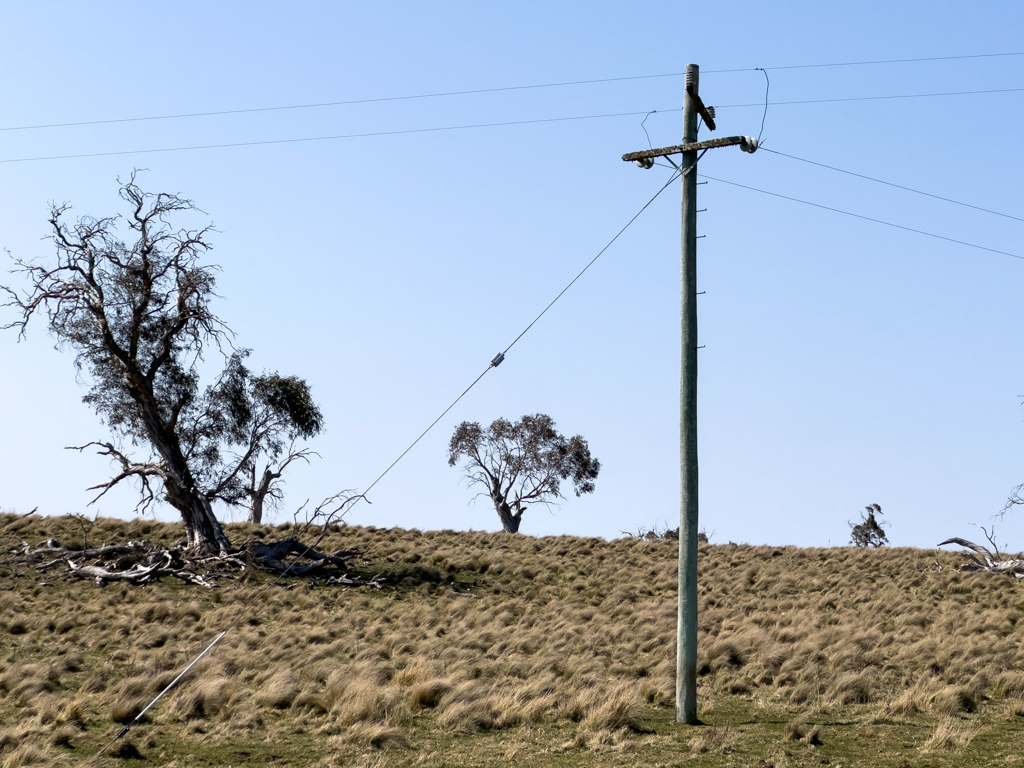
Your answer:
635,157 -> 655,169
490,352 -> 505,367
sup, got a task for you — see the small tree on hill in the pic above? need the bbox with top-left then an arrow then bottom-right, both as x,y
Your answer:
447,414 -> 600,533
849,503 -> 888,548
1,177 -> 323,553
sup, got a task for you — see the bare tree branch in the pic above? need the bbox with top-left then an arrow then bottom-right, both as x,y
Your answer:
939,537 -> 1024,577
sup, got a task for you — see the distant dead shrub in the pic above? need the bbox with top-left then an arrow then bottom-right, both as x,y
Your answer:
849,503 -> 888,548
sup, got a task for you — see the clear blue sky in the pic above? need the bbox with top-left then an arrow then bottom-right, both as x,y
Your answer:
2,1 -> 1023,548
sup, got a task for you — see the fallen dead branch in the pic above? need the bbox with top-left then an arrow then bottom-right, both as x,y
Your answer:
937,537 -> 1024,577
4,534 -> 368,589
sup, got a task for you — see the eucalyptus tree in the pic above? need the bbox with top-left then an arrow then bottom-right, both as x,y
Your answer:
1,177 -> 322,553
447,414 -> 600,533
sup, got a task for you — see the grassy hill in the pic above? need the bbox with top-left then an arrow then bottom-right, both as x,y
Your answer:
2,512 -> 1024,767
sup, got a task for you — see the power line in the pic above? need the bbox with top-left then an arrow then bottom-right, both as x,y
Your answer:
3,51 -> 1022,135
700,174 -> 1023,261
709,51 -> 1024,73
760,148 -> 1024,224
0,73 -> 689,134
0,110 -> 656,165
356,167 -> 683,501
4,82 -> 1024,166
715,86 -> 1024,110
503,170 -> 684,356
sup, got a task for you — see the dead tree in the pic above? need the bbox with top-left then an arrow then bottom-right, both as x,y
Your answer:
246,444 -> 317,524
938,536 -> 1024,577
1,177 -> 322,553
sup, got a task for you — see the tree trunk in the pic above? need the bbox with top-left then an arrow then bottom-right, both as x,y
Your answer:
133,392 -> 231,554
164,480 -> 230,554
492,496 -> 522,533
246,466 -> 278,525
247,493 -> 264,525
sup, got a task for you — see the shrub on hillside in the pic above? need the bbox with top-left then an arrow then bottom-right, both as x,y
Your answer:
849,503 -> 888,548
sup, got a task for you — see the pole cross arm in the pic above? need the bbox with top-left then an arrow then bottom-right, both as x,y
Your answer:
623,135 -> 759,166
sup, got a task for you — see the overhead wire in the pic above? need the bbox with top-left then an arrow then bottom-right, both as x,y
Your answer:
714,86 -> 1024,110
0,73 -> 689,134
500,167 -> 683,358
0,110 -> 657,165
708,50 -> 1024,73
759,147 -> 1024,224
3,83 -> 1024,166
755,68 -> 770,144
355,164 -> 683,501
700,174 -> 1023,261
3,51 -> 1022,135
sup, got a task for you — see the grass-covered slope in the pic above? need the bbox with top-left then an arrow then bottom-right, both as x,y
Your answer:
2,512 -> 1024,767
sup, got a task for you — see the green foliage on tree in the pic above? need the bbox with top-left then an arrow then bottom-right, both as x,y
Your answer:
448,414 -> 600,533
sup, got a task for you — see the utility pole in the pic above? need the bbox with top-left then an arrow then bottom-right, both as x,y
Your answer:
622,63 -> 758,725
678,63 -> 701,726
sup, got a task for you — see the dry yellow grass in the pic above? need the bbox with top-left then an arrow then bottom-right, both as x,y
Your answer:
2,512 -> 1024,766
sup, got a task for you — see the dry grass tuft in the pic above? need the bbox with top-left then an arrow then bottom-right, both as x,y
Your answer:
929,685 -> 978,716
687,724 -> 737,754
172,677 -> 235,720
920,716 -> 979,752
108,695 -> 149,724
409,679 -> 451,710
253,670 -> 300,709
331,723 -> 410,750
331,678 -> 409,727
0,743 -> 68,768
582,684 -> 646,732
1004,698 -> 1024,718
784,716 -> 822,745
47,726 -> 76,749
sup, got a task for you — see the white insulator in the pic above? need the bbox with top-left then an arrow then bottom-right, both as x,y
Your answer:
740,137 -> 759,153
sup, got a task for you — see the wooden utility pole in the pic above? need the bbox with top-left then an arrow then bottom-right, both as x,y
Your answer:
622,63 -> 759,725
677,63 -> 701,725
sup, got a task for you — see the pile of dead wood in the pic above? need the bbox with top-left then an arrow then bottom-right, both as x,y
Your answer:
938,537 -> 1024,577
4,537 -> 374,589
